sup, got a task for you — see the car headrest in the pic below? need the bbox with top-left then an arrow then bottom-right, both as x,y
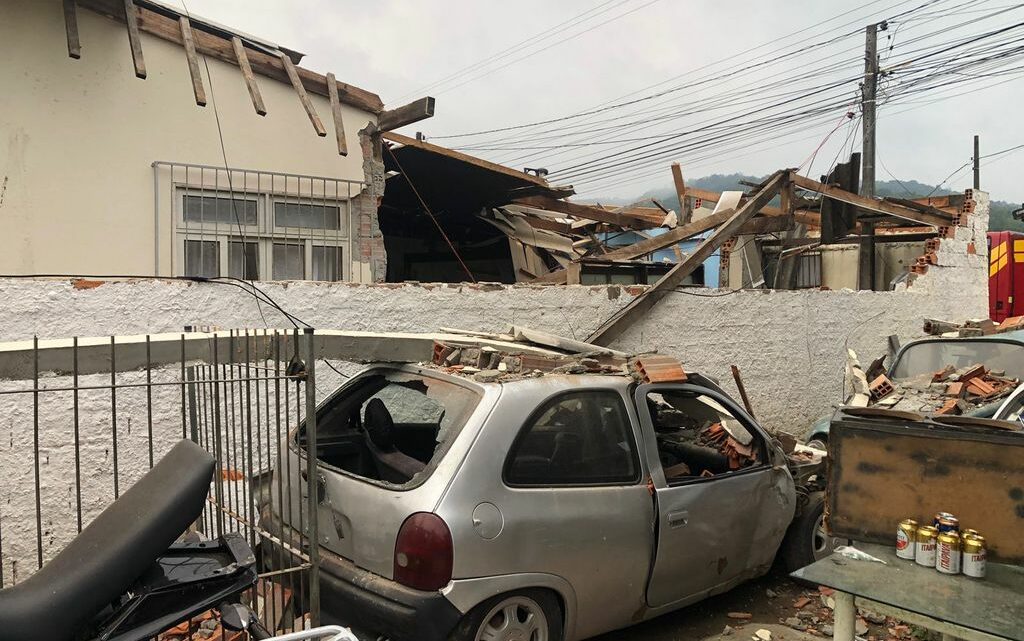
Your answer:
364,398 -> 396,451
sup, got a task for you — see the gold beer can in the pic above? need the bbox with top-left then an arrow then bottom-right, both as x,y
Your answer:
962,534 -> 986,579
896,519 -> 918,559
915,526 -> 938,567
936,531 -> 961,574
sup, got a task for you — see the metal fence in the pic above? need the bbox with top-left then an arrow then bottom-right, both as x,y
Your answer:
0,328 -> 322,636
152,161 -> 367,282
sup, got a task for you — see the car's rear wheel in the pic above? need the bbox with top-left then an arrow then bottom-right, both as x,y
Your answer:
450,589 -> 563,641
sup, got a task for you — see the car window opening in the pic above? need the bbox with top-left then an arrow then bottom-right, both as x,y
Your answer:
308,371 -> 480,487
648,392 -> 762,482
506,391 -> 640,486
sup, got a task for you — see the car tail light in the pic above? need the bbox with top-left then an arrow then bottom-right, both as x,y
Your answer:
394,512 -> 453,591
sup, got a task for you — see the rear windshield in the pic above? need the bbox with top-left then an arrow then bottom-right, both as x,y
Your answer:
890,340 -> 1024,381
307,370 -> 480,488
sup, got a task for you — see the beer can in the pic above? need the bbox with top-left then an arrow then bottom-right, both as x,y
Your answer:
896,519 -> 918,559
936,531 -> 961,574
962,534 -> 986,579
936,514 -> 960,533
961,528 -> 981,540
915,526 -> 938,567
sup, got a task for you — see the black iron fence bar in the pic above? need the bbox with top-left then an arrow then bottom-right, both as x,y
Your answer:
304,328 -> 321,626
73,337 -> 82,533
211,336 -> 225,537
146,335 -> 154,469
245,332 -> 258,553
110,335 -> 119,499
33,336 -> 42,570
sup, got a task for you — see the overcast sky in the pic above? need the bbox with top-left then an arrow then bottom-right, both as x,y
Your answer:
178,0 -> 1024,203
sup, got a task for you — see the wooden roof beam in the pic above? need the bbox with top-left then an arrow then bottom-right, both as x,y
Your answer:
326,73 -> 348,156
383,131 -> 550,187
231,36 -> 266,115
790,172 -> 953,227
63,0 -> 82,59
512,195 -> 663,229
279,51 -> 327,136
123,0 -> 146,78
671,163 -> 691,225
178,17 -> 206,106
77,0 -> 383,112
379,97 -> 436,132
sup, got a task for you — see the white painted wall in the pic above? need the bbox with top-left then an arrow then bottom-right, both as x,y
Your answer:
0,1 -> 375,277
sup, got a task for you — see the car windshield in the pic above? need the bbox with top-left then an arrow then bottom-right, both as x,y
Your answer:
309,370 -> 481,487
890,340 -> 1024,381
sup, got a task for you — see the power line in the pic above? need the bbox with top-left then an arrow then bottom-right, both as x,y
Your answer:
389,0 -> 630,104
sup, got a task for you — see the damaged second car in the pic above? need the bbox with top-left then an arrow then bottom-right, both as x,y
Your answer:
260,331 -> 831,641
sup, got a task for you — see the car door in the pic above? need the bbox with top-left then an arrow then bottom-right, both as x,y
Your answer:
634,383 -> 795,609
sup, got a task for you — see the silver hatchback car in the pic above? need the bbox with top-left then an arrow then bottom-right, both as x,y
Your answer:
263,361 -> 823,641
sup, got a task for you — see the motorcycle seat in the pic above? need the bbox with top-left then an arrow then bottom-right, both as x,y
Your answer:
0,439 -> 215,641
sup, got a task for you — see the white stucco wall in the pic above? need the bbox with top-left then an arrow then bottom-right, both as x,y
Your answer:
0,1 -> 376,277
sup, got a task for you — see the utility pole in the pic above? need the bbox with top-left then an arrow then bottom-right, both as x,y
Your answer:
858,22 -> 880,291
973,134 -> 981,189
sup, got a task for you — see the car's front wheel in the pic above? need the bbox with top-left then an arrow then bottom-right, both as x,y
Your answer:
780,490 -> 841,571
450,589 -> 563,641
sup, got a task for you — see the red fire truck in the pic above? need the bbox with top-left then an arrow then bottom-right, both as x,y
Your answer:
989,230 -> 1024,321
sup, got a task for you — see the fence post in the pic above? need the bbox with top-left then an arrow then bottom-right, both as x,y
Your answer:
303,328 -> 321,626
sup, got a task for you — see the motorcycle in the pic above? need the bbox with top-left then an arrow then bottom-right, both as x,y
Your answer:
0,439 -> 356,641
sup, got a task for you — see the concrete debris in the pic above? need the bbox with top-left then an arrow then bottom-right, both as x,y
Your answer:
426,338 -> 691,387
924,315 -> 1024,337
722,625 -> 735,636
754,629 -> 772,641
784,616 -> 806,631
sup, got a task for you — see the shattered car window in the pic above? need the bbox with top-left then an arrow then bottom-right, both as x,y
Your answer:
647,392 -> 761,483
891,340 -> 1024,381
313,371 -> 480,486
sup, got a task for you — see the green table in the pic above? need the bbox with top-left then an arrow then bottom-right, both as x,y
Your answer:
791,544 -> 1024,641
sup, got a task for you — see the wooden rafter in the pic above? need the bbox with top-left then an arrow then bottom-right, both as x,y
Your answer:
513,195 -> 663,229
671,163 -> 691,225
587,171 -> 788,346
178,17 -> 206,106
63,0 -> 82,59
383,131 -> 550,187
123,0 -> 146,78
280,52 -> 326,136
378,97 -> 436,131
231,36 -> 266,116
76,0 -> 383,112
325,73 -> 348,156
682,185 -> 821,227
790,172 -> 953,227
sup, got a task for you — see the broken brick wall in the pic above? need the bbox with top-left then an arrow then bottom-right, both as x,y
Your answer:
354,124 -> 388,283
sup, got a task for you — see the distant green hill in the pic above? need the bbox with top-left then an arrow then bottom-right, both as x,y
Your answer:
594,174 -> 1022,232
